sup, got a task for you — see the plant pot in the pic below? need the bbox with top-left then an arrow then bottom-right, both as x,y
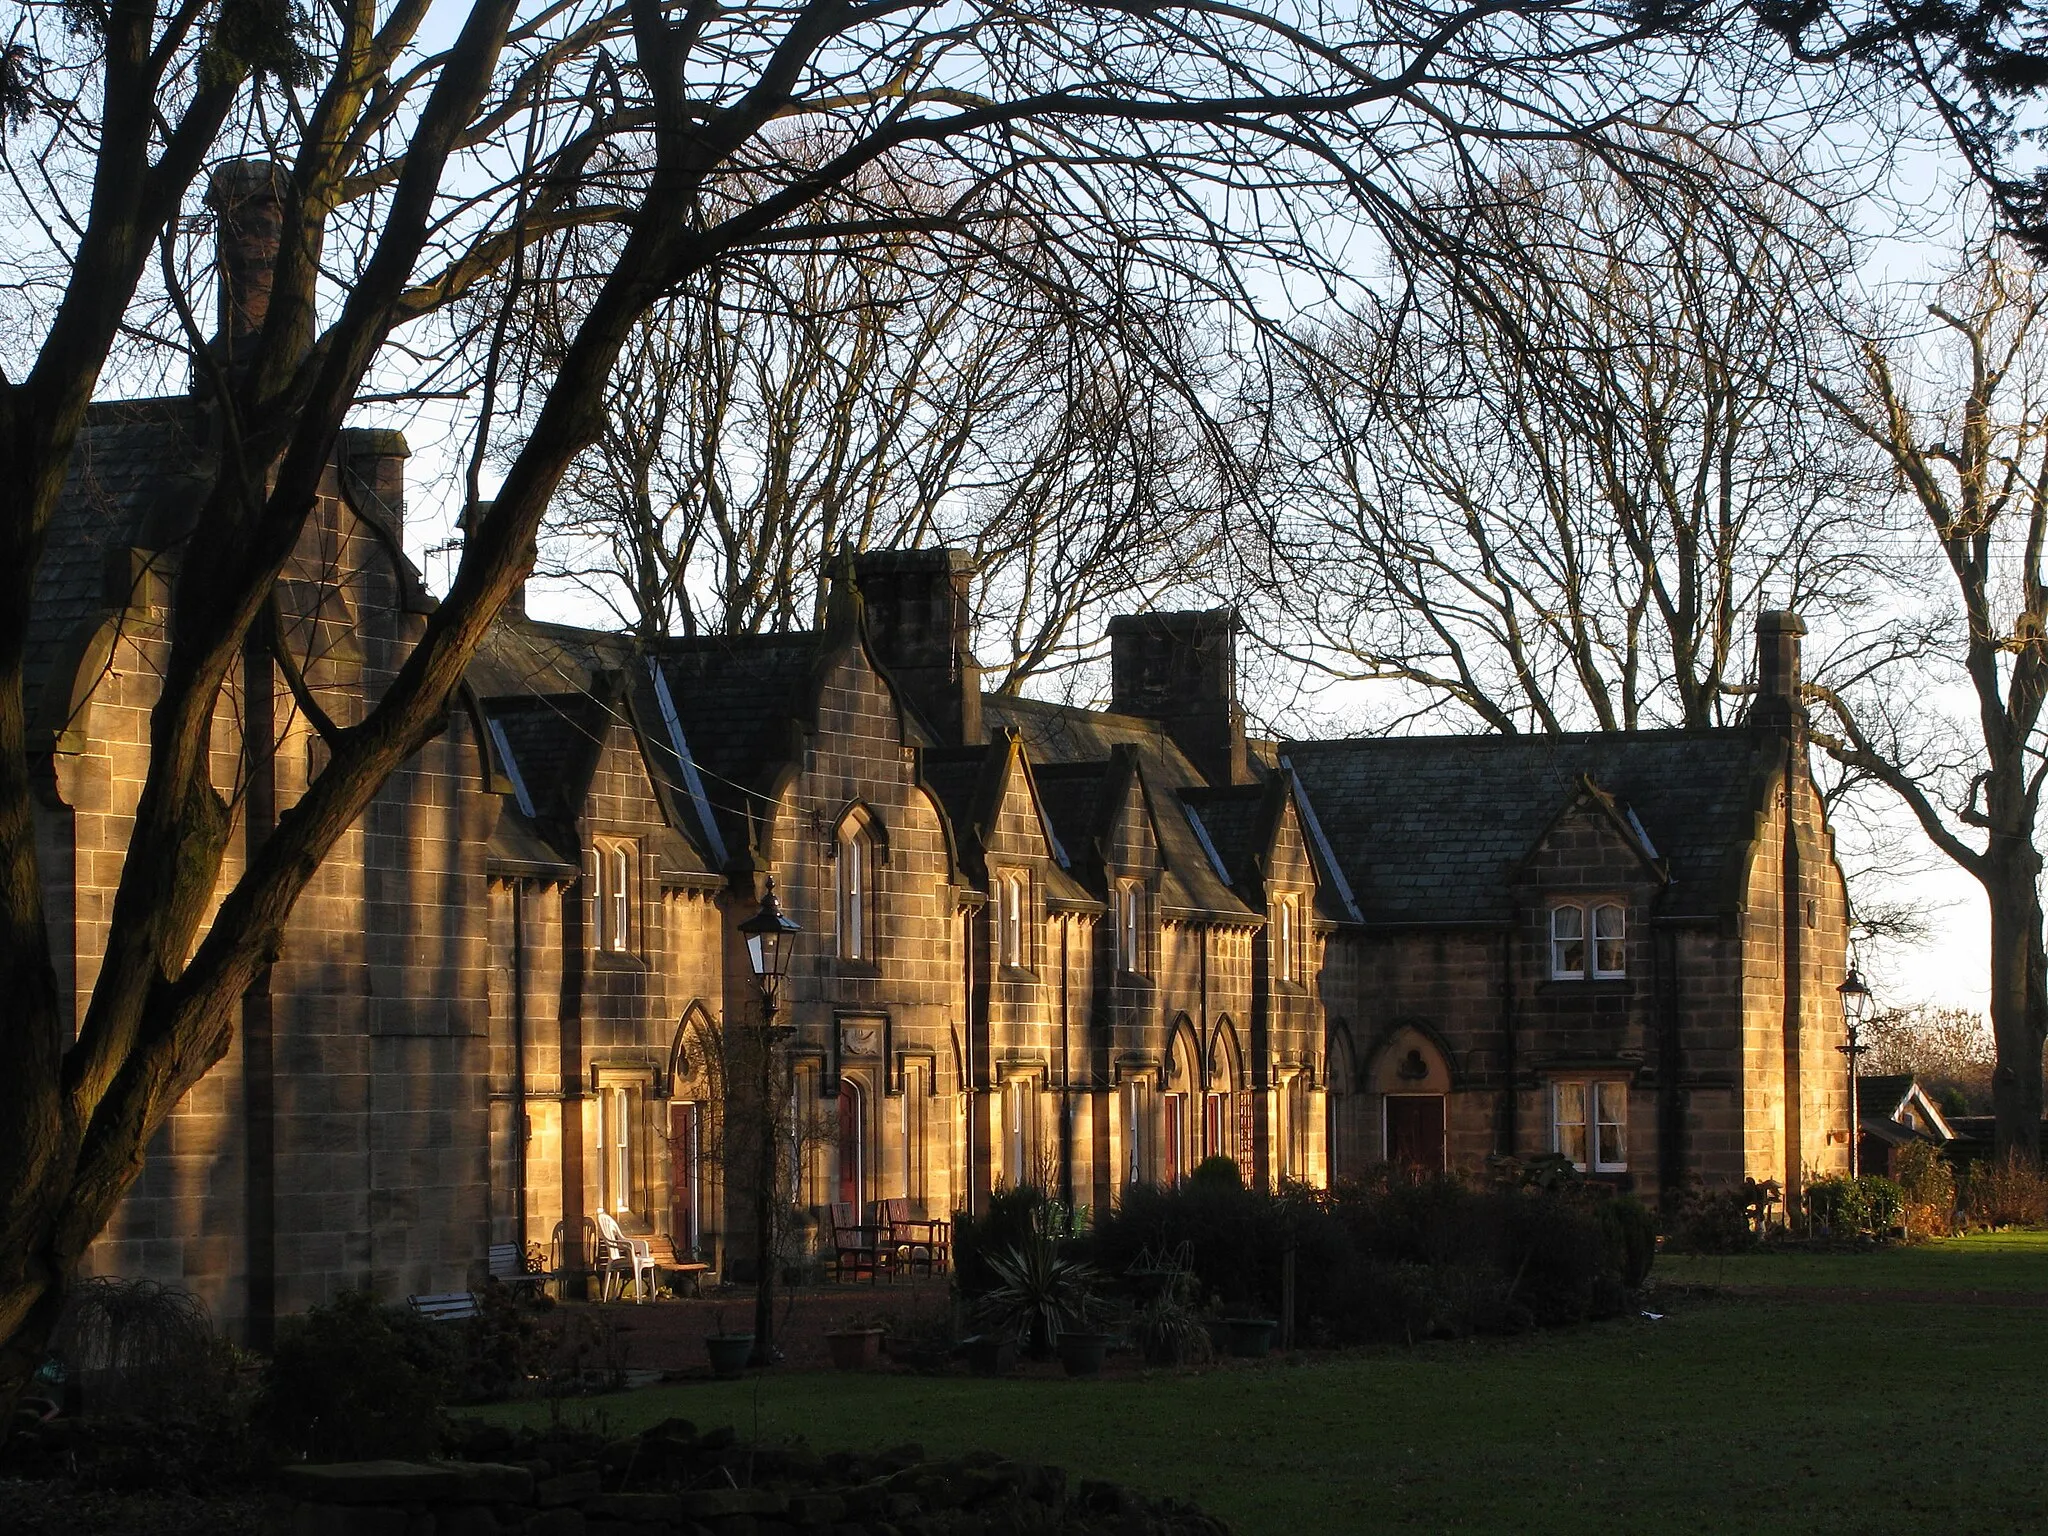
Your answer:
1057,1331 -> 1112,1378
961,1334 -> 1017,1377
704,1333 -> 755,1379
1223,1317 -> 1278,1359
825,1328 -> 884,1371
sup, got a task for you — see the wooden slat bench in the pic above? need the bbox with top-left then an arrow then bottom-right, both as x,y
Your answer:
647,1234 -> 712,1297
408,1291 -> 479,1322
487,1242 -> 546,1298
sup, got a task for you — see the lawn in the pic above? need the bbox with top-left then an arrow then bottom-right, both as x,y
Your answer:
1655,1227 -> 2048,1292
470,1251 -> 2048,1535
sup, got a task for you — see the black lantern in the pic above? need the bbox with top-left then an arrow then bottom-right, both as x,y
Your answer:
1838,964 -> 1873,1178
740,877 -> 801,1009
1838,966 -> 1872,1033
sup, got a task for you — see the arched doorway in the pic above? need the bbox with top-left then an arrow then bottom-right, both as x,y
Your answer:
666,1006 -> 722,1258
1326,1026 -> 1360,1182
1165,1023 -> 1200,1185
1368,1025 -> 1453,1175
1205,1018 -> 1246,1169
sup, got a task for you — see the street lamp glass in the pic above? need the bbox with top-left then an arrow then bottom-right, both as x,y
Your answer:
739,878 -> 801,992
1838,966 -> 1872,1029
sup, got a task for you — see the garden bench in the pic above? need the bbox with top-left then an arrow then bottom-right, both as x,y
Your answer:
408,1291 -> 479,1322
829,1201 -> 895,1283
487,1241 -> 546,1298
646,1234 -> 712,1296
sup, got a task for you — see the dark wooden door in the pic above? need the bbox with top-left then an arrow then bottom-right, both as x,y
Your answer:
838,1083 -> 864,1210
1385,1095 -> 1446,1172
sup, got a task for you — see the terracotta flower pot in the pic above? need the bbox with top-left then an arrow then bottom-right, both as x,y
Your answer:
825,1327 -> 884,1371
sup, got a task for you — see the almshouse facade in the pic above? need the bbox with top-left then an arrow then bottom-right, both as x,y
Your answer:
27,172 -> 1852,1344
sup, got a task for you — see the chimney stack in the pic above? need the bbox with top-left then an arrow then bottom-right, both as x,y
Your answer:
855,547 -> 983,746
1753,609 -> 1807,729
1108,609 -> 1251,786
340,427 -> 409,545
205,160 -> 288,381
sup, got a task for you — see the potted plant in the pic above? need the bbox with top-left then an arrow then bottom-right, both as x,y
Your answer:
1222,1316 -> 1278,1358
976,1227 -> 1102,1360
825,1310 -> 887,1371
704,1311 -> 755,1379
960,1333 -> 1018,1376
1056,1328 -> 1113,1378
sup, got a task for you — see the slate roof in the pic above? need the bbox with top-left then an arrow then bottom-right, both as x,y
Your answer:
1279,729 -> 1779,924
919,740 -> 1095,908
1857,1074 -> 1918,1123
984,698 -> 1254,921
27,397 -> 210,729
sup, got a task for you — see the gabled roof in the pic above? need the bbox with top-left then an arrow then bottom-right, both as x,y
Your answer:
984,698 -> 1253,922
920,733 -> 1095,908
1858,1073 -> 1957,1141
1281,728 -> 1780,924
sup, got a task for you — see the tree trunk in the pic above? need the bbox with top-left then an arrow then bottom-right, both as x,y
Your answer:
1984,837 -> 2048,1160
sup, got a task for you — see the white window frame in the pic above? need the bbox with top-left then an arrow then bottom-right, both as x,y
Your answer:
600,1082 -> 640,1214
1552,1078 -> 1627,1173
595,839 -> 634,954
999,870 -> 1029,970
1592,902 -> 1626,979
1550,900 -> 1627,980
1118,882 -> 1144,975
837,817 -> 875,961
1275,894 -> 1297,983
1549,903 -> 1585,979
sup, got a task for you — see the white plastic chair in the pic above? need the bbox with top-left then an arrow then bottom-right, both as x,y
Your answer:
595,1210 -> 654,1302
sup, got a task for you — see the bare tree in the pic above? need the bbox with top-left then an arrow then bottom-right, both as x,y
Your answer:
1864,1004 -> 1996,1113
1255,141 -> 1883,732
521,150 -> 1234,687
0,0 -> 1801,1410
1810,241 -> 2048,1158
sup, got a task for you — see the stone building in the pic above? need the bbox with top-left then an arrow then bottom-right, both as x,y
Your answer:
27,182 -> 1853,1344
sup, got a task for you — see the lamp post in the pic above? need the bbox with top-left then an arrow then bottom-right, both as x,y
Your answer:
739,878 -> 799,1367
1838,965 -> 1873,1180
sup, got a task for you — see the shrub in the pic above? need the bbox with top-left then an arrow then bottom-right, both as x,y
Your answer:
456,1280 -> 552,1402
1960,1154 -> 2048,1228
952,1184 -> 1047,1300
1803,1175 -> 1904,1238
51,1277 -> 237,1419
1892,1142 -> 1956,1239
259,1291 -> 455,1461
1190,1155 -> 1242,1188
1599,1196 -> 1658,1288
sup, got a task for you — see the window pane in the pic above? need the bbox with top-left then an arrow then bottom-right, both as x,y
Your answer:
1555,1082 -> 1587,1167
1551,905 -> 1584,977
1593,904 -> 1625,975
1595,1082 -> 1626,1168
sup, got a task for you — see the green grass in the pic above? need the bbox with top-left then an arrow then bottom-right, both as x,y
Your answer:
1656,1228 -> 2048,1292
471,1283 -> 2048,1534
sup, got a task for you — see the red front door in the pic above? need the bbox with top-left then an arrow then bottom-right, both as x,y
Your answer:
1386,1095 -> 1446,1173
838,1083 -> 864,1210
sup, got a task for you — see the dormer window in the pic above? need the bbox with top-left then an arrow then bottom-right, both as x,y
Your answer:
1274,894 -> 1299,983
1118,882 -> 1145,975
837,811 -> 880,961
998,870 -> 1030,970
595,838 -> 635,954
1550,901 -> 1626,980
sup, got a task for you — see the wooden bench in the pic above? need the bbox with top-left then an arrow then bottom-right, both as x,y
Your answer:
647,1234 -> 712,1297
408,1291 -> 479,1322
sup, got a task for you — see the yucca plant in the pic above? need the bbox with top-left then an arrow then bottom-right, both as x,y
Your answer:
977,1229 -> 1102,1358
